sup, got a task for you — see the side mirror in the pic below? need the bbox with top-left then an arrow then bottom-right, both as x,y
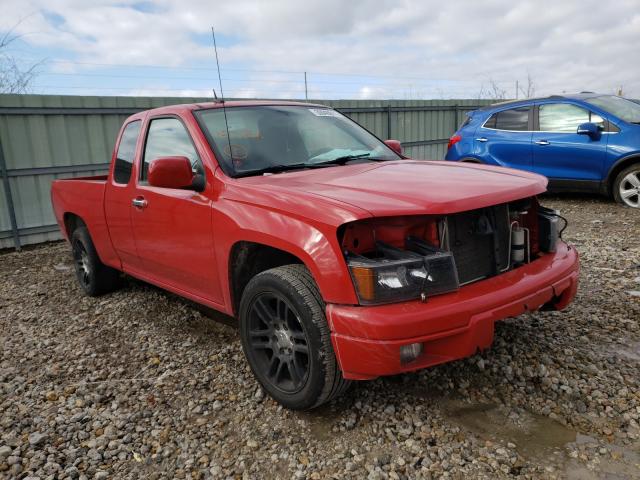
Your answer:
384,139 -> 403,156
577,122 -> 601,140
148,156 -> 195,189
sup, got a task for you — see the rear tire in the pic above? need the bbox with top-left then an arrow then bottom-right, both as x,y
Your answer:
613,164 -> 640,208
239,264 -> 351,410
71,226 -> 120,296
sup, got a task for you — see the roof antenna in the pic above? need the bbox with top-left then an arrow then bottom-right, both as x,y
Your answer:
211,27 -> 234,165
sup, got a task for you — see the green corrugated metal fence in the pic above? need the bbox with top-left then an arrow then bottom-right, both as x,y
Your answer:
0,94 -> 493,249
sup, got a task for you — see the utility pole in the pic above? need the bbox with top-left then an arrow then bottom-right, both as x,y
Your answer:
515,80 -> 519,99
304,72 -> 308,100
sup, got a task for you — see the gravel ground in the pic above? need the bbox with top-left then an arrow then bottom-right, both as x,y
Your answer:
1,194 -> 639,480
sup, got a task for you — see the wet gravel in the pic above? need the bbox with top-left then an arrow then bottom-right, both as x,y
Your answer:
1,194 -> 639,479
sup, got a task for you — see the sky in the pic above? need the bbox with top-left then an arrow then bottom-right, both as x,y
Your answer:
1,0 -> 639,100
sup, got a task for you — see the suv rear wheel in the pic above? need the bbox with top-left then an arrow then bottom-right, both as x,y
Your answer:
239,264 -> 351,410
613,164 -> 640,208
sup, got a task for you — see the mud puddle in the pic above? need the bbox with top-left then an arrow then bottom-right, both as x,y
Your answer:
443,400 -> 640,478
615,341 -> 640,362
443,400 -> 576,461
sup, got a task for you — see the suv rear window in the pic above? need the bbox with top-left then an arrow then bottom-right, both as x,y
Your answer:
484,107 -> 530,131
459,114 -> 472,128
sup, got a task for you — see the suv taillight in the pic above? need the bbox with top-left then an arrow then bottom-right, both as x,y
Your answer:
447,134 -> 462,150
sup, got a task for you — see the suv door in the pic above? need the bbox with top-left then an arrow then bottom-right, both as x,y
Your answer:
475,105 -> 533,171
130,116 -> 223,304
531,102 -> 607,186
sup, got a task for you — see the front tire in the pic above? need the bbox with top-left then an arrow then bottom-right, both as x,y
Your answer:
239,265 -> 351,410
71,226 -> 120,296
613,164 -> 640,208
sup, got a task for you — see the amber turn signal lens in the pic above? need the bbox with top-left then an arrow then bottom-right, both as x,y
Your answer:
350,266 -> 375,301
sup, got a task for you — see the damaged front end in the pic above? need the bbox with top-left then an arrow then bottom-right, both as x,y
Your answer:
339,196 -> 566,306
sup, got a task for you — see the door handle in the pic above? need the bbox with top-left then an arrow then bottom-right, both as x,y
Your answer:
475,137 -> 488,142
535,140 -> 550,146
132,197 -> 148,208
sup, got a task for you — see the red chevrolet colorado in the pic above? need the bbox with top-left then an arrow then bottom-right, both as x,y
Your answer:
51,101 -> 579,410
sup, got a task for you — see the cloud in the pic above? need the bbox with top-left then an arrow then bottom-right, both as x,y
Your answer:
2,0 -> 639,97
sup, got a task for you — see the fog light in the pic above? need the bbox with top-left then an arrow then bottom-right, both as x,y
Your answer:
400,342 -> 424,365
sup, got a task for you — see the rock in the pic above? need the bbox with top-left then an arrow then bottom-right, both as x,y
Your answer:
0,446 -> 11,460
254,387 -> 264,402
28,432 -> 48,447
384,405 -> 396,415
45,391 -> 58,401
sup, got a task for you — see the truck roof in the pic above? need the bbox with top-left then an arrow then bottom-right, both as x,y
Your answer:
129,100 -> 330,119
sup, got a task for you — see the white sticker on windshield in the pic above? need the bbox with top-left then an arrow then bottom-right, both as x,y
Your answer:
309,108 -> 341,117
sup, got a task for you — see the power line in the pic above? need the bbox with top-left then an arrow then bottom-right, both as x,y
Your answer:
37,71 -> 503,89
23,58 -> 519,84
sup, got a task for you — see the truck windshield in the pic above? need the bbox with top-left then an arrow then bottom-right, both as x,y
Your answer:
584,95 -> 640,124
194,105 -> 401,177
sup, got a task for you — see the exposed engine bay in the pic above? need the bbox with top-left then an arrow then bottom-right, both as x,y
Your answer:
339,197 -> 565,305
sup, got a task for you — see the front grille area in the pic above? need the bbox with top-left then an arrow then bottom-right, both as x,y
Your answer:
445,204 -> 511,285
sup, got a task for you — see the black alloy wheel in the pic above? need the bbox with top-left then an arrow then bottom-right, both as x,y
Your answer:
239,265 -> 351,410
246,292 -> 310,393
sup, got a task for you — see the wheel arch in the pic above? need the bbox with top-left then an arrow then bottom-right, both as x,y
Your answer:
228,241 -> 310,316
607,154 -> 640,196
63,212 -> 86,238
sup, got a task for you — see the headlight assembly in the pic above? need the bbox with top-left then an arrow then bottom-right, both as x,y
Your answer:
346,239 -> 459,305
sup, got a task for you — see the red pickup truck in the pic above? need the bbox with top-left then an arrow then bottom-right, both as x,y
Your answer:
51,101 -> 579,410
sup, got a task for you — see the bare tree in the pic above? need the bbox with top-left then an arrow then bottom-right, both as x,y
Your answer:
518,73 -> 536,99
477,79 -> 508,101
1,21 -> 41,94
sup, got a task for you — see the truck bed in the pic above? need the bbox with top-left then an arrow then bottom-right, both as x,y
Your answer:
50,174 -> 119,268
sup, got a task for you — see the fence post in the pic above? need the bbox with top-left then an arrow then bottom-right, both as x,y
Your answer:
453,104 -> 459,134
0,136 -> 21,250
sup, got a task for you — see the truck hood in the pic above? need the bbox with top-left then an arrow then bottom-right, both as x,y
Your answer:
229,160 -> 547,222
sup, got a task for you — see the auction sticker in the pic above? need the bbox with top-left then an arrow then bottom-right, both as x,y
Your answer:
309,108 -> 342,117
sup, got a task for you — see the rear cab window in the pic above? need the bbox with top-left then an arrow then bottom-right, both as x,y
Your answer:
113,121 -> 141,185
483,106 -> 530,131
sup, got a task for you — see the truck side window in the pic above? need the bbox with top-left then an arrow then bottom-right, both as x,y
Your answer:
114,120 -> 141,184
141,118 -> 203,181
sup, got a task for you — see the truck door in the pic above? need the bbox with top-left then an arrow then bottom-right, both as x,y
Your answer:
104,120 -> 142,269
129,116 -> 223,304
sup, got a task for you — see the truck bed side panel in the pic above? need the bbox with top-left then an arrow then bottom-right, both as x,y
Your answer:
50,177 -> 121,269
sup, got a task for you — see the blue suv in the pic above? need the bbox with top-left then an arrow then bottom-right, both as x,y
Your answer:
445,94 -> 640,208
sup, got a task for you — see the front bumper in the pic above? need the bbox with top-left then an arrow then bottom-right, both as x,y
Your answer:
326,242 -> 579,380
